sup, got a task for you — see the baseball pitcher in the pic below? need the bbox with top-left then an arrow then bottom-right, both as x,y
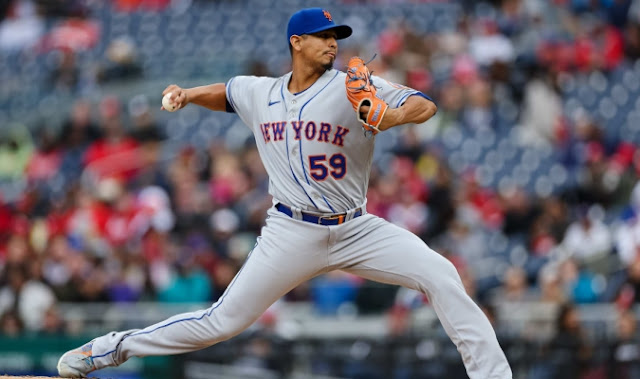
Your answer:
58,8 -> 512,379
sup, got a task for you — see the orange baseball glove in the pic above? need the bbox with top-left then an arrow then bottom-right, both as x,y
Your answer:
345,56 -> 388,135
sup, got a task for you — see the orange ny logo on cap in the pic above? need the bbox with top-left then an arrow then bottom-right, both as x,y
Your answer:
323,10 -> 332,22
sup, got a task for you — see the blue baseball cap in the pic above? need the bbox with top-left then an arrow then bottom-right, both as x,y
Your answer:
287,8 -> 352,42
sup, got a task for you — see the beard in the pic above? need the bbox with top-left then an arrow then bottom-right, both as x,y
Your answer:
321,55 -> 335,71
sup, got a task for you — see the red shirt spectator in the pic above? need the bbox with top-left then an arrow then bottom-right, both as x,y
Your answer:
84,136 -> 140,181
26,149 -> 61,182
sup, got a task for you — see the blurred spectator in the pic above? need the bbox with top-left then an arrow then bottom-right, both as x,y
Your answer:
0,123 -> 33,179
114,0 -> 170,12
47,49 -> 80,92
529,211 -> 561,257
128,94 -> 164,144
232,334 -> 289,377
489,265 -> 538,303
547,303 -> 594,379
624,17 -> 640,59
518,65 -> 564,146
367,171 -> 400,220
0,0 -> 44,52
387,189 -> 429,236
355,280 -> 397,315
614,181 -> 640,266
468,18 -> 515,67
436,215 -> 489,264
64,181 -> 119,255
0,1 -> 11,21
167,147 -> 212,234
539,196 -> 571,243
247,60 -> 272,77
425,164 -> 456,239
561,205 -> 613,268
608,309 -> 640,379
25,126 -> 62,185
95,37 -> 143,84
556,258 -> 602,304
0,263 -> 57,331
3,226 -> 32,264
106,253 -> 147,303
73,257 -> 109,302
157,251 -> 212,303
84,96 -> 140,181
461,78 -> 496,130
0,200 -> 14,249
42,234 -> 74,299
500,185 -> 541,237
456,169 -> 503,228
34,0 -> 89,18
0,310 -> 23,337
209,208 -> 240,259
41,305 -> 65,335
39,16 -> 99,52
58,99 -> 102,183
393,127 -> 426,163
606,255 -> 640,308
59,99 -> 102,150
208,258 -> 238,298
127,95 -> 169,189
537,264 -> 568,304
429,82 -> 465,134
143,188 -> 175,230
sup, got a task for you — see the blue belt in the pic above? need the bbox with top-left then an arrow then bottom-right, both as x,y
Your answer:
275,203 -> 363,226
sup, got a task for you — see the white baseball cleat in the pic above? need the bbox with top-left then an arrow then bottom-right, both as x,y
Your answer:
57,341 -> 96,378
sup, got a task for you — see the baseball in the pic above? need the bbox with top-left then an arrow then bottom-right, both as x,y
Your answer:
162,92 -> 177,112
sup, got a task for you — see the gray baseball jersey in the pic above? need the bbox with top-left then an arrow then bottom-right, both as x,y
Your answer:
226,69 -> 419,213
79,69 -> 513,379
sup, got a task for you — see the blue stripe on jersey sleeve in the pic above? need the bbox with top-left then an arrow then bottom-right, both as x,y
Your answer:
226,77 -> 238,112
396,91 -> 436,108
225,98 -> 235,113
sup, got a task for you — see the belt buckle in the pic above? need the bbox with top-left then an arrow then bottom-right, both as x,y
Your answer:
319,213 -> 346,225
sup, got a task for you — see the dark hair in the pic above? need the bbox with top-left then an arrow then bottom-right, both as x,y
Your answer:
5,263 -> 29,282
556,303 -> 577,332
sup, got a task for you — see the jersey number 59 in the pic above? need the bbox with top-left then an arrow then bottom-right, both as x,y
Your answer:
309,154 -> 346,181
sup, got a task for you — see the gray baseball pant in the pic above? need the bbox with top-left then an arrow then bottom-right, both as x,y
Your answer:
90,207 -> 512,379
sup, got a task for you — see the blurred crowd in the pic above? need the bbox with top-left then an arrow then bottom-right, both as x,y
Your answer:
1,1 -> 640,376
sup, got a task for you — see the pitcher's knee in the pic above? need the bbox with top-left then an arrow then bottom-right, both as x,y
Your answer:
416,256 -> 464,293
213,316 -> 254,343
430,255 -> 461,281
